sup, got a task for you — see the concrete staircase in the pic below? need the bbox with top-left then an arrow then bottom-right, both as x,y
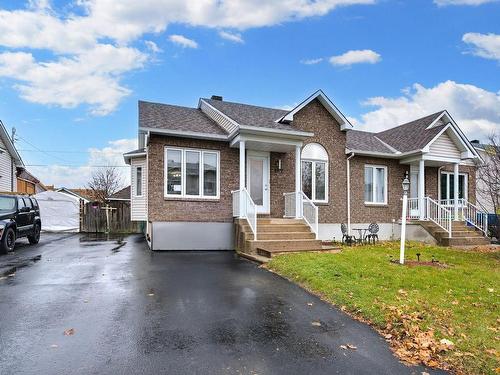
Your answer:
234,218 -> 329,258
419,221 -> 490,246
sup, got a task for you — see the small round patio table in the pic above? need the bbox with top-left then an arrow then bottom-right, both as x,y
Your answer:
353,228 -> 369,244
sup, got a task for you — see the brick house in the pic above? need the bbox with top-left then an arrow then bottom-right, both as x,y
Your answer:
124,90 -> 487,252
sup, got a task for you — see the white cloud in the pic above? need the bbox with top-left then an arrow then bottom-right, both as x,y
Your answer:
218,30 -> 244,43
29,138 -> 137,188
300,58 -> 324,65
0,0 -> 375,114
0,45 -> 147,115
434,0 -> 498,5
463,32 -> 500,61
145,40 -> 162,53
354,80 -> 500,141
329,49 -> 381,66
168,34 -> 198,49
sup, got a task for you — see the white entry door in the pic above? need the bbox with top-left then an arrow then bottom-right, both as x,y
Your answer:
246,152 -> 270,214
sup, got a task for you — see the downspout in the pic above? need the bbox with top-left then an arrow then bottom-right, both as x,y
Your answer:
346,152 -> 355,235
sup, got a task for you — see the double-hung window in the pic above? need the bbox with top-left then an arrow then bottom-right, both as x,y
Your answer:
301,143 -> 328,203
364,165 -> 387,204
165,147 -> 219,199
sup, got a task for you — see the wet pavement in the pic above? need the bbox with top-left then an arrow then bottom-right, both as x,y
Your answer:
0,234 -> 444,375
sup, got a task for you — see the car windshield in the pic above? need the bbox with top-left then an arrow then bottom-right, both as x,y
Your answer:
0,196 -> 16,212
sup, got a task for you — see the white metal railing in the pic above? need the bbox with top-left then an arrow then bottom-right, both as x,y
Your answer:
407,198 -> 421,219
461,199 -> 488,235
231,188 -> 257,240
426,197 -> 452,237
283,192 -> 296,218
283,191 -> 319,239
300,192 -> 319,239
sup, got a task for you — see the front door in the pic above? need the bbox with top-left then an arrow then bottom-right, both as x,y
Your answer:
246,152 -> 270,214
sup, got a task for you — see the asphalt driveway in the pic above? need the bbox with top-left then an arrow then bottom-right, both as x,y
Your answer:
0,234 -> 443,375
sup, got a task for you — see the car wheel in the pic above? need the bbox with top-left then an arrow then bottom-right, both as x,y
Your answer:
0,227 -> 16,253
28,223 -> 40,245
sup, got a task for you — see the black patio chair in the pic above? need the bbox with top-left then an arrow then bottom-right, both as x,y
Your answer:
341,223 -> 356,246
365,223 -> 379,244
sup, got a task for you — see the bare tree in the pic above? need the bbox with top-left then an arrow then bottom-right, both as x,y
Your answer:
87,167 -> 123,203
476,132 -> 500,239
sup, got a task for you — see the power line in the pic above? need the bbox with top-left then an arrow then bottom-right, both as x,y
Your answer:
17,149 -> 124,154
25,164 -> 129,168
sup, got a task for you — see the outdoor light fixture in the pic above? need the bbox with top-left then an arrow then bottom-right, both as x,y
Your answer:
416,252 -> 421,262
400,171 -> 410,264
275,158 -> 283,172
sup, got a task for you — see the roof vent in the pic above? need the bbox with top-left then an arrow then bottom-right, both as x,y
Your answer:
211,95 -> 223,101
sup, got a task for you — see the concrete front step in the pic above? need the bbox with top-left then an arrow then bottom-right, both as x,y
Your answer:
440,237 -> 491,246
257,246 -> 341,258
245,239 -> 323,253
255,231 -> 316,240
257,218 -> 304,225
242,224 -> 311,233
432,230 -> 483,239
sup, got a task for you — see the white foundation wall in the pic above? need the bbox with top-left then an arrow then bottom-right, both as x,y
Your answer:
151,222 -> 234,250
318,222 -> 437,244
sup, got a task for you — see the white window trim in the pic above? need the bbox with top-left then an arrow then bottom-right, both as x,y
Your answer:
164,147 -> 220,199
134,165 -> 143,197
364,165 -> 388,205
301,159 -> 329,204
439,171 -> 468,201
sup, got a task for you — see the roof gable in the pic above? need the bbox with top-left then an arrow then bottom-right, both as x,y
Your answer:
278,90 -> 352,130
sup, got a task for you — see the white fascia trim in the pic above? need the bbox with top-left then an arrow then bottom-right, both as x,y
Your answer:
107,198 -> 130,201
198,99 -> 240,133
373,136 -> 401,154
279,89 -> 353,130
345,148 -> 419,159
425,111 -> 447,129
424,111 -> 482,161
238,124 -> 314,139
139,126 -> 229,141
231,133 -> 304,148
124,151 -> 147,164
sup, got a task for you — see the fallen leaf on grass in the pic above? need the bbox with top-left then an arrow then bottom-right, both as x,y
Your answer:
451,300 -> 459,305
487,288 -> 494,293
63,328 -> 75,336
439,338 -> 454,349
485,348 -> 497,356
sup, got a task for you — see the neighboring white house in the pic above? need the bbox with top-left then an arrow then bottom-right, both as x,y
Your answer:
472,140 -> 498,214
0,120 -> 24,192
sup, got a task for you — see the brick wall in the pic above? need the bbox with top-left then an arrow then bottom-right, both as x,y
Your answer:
269,99 -> 349,222
350,156 -> 409,223
147,134 -> 238,222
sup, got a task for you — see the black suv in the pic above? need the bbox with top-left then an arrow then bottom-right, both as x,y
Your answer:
0,195 -> 41,254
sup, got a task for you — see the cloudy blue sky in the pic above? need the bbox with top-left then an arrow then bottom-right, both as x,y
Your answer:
0,0 -> 499,188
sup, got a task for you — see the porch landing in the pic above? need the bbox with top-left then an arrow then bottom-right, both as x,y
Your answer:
235,218 -> 340,259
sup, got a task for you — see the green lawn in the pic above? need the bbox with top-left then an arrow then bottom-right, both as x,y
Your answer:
266,242 -> 499,374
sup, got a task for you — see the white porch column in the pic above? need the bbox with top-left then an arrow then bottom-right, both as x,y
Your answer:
295,145 -> 301,219
239,140 -> 246,218
418,159 -> 425,220
453,163 -> 459,221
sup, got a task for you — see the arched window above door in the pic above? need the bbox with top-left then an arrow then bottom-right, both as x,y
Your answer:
301,143 -> 328,203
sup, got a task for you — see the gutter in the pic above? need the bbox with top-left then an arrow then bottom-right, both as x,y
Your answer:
346,152 -> 355,235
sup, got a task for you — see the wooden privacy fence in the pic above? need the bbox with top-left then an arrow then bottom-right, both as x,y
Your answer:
80,200 -> 142,234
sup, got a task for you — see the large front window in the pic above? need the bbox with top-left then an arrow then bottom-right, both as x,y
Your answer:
440,172 -> 467,203
301,143 -> 328,203
364,165 -> 387,204
165,147 -> 219,199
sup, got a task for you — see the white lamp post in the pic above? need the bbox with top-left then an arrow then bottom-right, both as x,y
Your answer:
400,172 -> 410,265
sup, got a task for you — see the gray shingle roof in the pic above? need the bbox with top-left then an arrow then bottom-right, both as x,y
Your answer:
108,186 -> 130,200
139,100 -> 227,135
346,131 -> 394,153
375,112 -> 445,153
203,98 -> 293,130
